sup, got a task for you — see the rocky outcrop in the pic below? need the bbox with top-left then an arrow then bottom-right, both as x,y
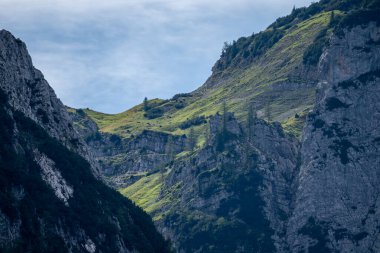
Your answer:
90,129 -> 186,187
34,150 -> 74,206
286,22 -> 380,253
69,108 -> 187,187
151,113 -> 299,253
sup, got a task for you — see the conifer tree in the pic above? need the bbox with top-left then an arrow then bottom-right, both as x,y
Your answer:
265,101 -> 272,122
166,135 -> 174,161
188,128 -> 196,151
247,104 -> 255,141
216,101 -> 229,151
222,101 -> 228,139
329,10 -> 335,26
143,97 -> 149,111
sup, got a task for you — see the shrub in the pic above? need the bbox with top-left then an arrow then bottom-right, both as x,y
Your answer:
76,108 -> 86,117
179,116 -> 207,130
172,93 -> 192,100
303,28 -> 328,66
334,9 -> 380,37
144,107 -> 164,119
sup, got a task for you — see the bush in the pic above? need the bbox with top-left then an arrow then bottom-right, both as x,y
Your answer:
303,28 -> 329,66
334,9 -> 380,37
179,116 -> 207,130
144,107 -> 164,119
172,93 -> 192,100
76,108 -> 86,117
216,29 -> 285,71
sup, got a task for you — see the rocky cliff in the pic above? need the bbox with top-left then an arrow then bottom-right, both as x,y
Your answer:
0,30 -> 170,253
0,30 -> 101,175
286,20 -> 380,252
69,109 -> 187,188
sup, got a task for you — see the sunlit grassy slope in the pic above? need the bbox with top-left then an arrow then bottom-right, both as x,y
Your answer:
118,170 -> 182,221
84,11 -> 334,141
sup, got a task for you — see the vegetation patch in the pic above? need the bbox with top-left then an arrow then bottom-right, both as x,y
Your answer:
282,110 -> 308,139
119,171 -> 177,221
335,9 -> 380,37
179,116 -> 207,130
144,107 -> 164,119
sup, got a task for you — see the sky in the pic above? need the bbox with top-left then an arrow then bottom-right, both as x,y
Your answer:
0,0 -> 313,113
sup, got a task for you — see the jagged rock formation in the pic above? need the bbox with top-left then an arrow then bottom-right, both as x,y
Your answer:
68,109 -> 187,187
0,30 -> 170,253
155,114 -> 299,252
286,21 -> 380,252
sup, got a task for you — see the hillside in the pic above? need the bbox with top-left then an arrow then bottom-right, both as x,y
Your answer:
82,10 -> 331,141
69,0 -> 380,252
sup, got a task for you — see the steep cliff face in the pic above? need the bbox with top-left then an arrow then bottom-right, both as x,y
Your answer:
0,30 -> 100,175
69,109 -> 187,187
153,114 -> 299,253
286,21 -> 380,252
0,30 -> 170,253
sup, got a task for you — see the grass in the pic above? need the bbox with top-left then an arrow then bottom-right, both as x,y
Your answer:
82,11 -> 332,142
281,109 -> 310,139
119,172 -> 164,215
118,170 -> 182,221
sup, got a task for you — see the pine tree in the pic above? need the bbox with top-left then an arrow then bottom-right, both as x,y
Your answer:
166,135 -> 174,161
188,128 -> 196,151
222,101 -> 228,138
329,11 -> 335,26
247,104 -> 255,141
216,101 -> 228,151
143,97 -> 149,111
265,101 -> 272,122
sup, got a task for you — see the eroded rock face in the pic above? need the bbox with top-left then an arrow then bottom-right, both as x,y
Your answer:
286,23 -> 380,252
34,150 -> 74,206
0,30 -> 100,175
68,107 -> 188,187
319,22 -> 380,84
88,131 -> 187,187
154,114 -> 299,253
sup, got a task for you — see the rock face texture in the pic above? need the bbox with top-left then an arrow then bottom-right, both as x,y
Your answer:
69,108 -> 187,187
286,22 -> 380,253
0,30 -> 100,175
0,30 -> 170,253
156,114 -> 300,253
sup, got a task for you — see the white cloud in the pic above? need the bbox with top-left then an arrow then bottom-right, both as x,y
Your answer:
0,0 -> 313,113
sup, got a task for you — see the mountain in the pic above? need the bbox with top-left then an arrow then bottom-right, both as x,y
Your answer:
69,0 -> 380,252
0,30 -> 170,253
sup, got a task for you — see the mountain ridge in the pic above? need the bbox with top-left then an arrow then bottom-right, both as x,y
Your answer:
69,0 -> 380,252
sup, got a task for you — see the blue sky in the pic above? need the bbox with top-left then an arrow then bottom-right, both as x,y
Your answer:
0,0 -> 313,113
